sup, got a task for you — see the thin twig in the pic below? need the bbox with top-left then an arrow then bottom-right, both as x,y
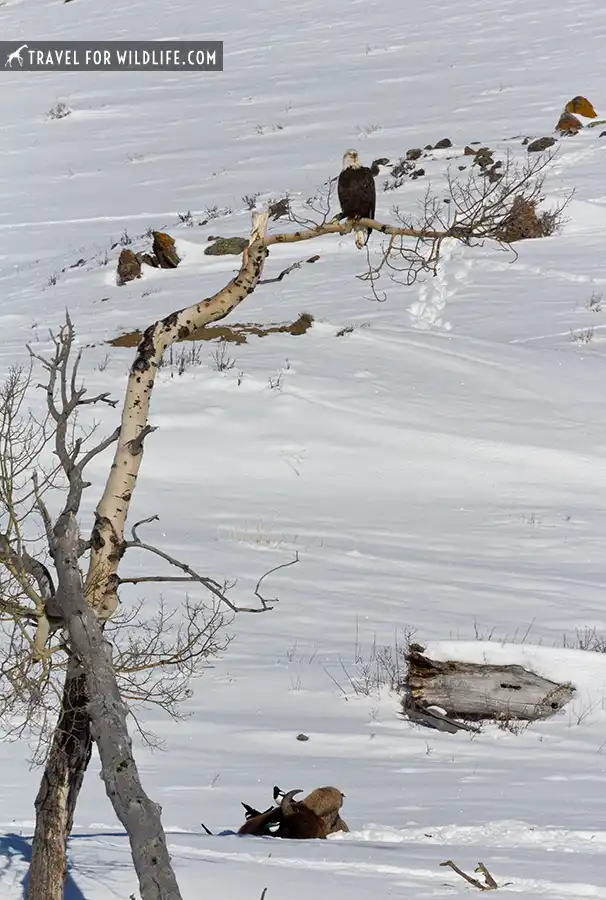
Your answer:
118,576 -> 197,585
78,426 -> 120,470
254,551 -> 299,610
127,517 -> 296,613
259,255 -> 320,285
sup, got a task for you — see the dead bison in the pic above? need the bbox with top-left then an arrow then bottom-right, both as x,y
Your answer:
238,785 -> 348,839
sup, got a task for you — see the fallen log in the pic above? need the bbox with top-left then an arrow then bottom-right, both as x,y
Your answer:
403,644 -> 574,728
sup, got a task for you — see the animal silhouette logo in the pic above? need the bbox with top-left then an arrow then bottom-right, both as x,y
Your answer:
5,44 -> 28,68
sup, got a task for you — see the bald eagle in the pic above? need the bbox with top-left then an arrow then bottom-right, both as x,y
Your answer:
337,149 -> 377,249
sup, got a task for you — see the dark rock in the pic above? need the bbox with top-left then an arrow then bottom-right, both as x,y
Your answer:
139,252 -> 159,268
152,231 -> 181,268
485,165 -> 503,183
527,136 -> 557,153
556,111 -> 582,135
370,157 -> 390,176
472,147 -> 494,169
296,733 -> 309,742
406,148 -> 423,161
434,138 -> 452,149
204,237 -> 249,256
116,249 -> 142,286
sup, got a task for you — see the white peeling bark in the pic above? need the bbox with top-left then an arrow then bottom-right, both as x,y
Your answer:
85,213 -> 269,617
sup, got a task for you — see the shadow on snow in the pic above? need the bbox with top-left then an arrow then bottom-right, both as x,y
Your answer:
0,832 -> 86,900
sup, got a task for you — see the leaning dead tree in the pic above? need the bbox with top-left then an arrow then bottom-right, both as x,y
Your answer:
259,149 -> 565,300
0,151 -> 562,900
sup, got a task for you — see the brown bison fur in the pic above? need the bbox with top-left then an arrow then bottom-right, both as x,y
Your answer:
238,786 -> 348,840
275,790 -> 326,839
298,786 -> 349,836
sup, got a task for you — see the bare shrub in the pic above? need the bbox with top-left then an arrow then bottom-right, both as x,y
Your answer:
242,192 -> 261,210
570,326 -> 594,345
159,342 -> 205,376
563,627 -> 606,653
495,195 -> 559,242
356,123 -> 381,136
47,102 -> 72,120
586,292 -> 604,313
268,195 -> 291,220
327,627 -> 416,697
202,205 -> 233,222
210,338 -> 236,372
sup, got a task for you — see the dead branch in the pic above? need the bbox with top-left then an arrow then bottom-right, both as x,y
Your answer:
259,255 -> 320,285
27,317 -> 121,528
124,515 -> 295,614
254,552 -> 300,611
476,863 -> 499,890
209,151 -> 564,298
264,217 -> 445,245
85,212 -> 271,620
440,860 -> 503,891
84,152 -> 562,621
288,177 -> 338,228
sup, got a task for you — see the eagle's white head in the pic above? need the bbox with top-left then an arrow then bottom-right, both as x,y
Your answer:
342,148 -> 361,170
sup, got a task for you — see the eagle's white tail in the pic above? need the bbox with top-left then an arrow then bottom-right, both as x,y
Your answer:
355,228 -> 366,250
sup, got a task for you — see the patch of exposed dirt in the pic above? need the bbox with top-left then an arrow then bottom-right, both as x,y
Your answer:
108,312 -> 315,348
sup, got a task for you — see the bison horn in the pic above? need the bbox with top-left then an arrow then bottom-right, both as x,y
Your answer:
280,789 -> 303,816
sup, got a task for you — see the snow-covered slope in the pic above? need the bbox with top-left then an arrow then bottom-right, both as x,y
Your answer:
2,0 -> 606,897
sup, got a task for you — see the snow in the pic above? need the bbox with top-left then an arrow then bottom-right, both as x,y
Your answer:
2,0 -> 606,897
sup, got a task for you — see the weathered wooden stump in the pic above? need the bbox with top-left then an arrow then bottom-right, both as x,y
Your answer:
402,644 -> 574,733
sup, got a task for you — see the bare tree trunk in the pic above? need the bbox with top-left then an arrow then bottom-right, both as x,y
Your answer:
29,216 -> 271,898
86,212 -> 270,620
27,661 -> 92,900
54,511 -> 183,900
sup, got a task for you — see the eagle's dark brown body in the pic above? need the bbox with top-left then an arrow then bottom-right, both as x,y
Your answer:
337,150 -> 377,248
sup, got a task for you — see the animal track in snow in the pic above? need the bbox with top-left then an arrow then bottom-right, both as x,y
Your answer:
407,240 -> 467,332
